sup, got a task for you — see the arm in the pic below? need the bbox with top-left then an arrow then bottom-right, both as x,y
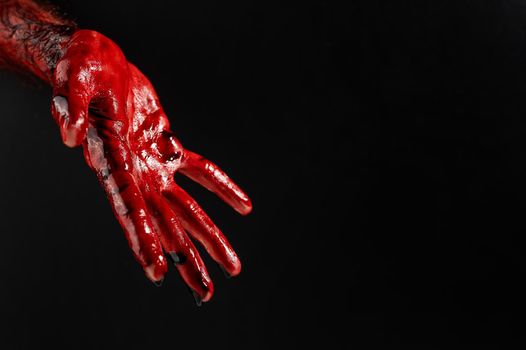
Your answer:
0,0 -> 75,82
0,0 -> 252,305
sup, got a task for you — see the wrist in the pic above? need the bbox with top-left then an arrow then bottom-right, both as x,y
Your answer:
18,24 -> 75,83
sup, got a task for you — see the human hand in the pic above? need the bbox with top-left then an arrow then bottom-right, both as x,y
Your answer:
50,30 -> 252,304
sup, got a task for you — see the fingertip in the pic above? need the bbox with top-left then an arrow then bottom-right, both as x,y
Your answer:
187,277 -> 214,304
51,95 -> 68,119
220,258 -> 242,278
224,190 -> 252,215
200,281 -> 214,303
194,274 -> 214,303
143,255 -> 168,283
228,256 -> 242,277
237,199 -> 253,216
178,265 -> 214,303
144,265 -> 162,283
62,126 -> 86,148
231,260 -> 242,277
225,185 -> 252,216
51,95 -> 87,148
153,278 -> 164,287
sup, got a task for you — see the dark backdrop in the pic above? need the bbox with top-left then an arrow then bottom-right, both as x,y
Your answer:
1,0 -> 526,347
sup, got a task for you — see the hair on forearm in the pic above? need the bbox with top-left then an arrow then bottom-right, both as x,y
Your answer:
0,0 -> 77,80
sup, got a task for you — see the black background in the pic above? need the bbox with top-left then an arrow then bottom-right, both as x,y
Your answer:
1,0 -> 526,347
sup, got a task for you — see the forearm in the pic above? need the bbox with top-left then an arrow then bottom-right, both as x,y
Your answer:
0,0 -> 75,83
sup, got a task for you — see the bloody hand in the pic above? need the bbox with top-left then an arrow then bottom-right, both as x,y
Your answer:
48,30 -> 252,303
0,1 -> 252,303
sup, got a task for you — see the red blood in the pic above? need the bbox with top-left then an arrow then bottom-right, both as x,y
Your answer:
1,1 -> 251,303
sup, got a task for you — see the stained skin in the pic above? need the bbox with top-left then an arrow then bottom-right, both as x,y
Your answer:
1,1 -> 252,304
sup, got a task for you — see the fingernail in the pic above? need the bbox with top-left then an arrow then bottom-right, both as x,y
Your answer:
52,96 -> 69,120
187,287 -> 203,307
153,278 -> 164,287
168,252 -> 187,265
218,264 -> 232,279
192,291 -> 203,307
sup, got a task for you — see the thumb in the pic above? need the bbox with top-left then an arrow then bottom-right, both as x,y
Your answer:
51,94 -> 89,148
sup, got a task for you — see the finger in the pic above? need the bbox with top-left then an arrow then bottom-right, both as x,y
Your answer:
84,128 -> 168,283
51,93 -> 89,148
163,184 -> 242,277
147,191 -> 214,303
180,150 -> 252,215
107,170 -> 168,283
